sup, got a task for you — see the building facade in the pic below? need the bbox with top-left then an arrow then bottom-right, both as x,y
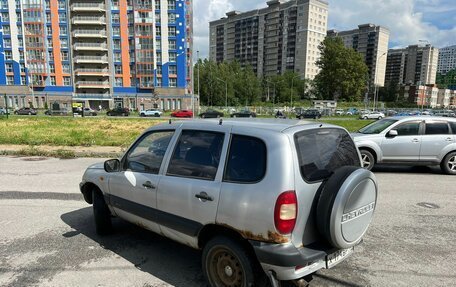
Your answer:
400,84 -> 454,109
437,45 -> 456,75
209,0 -> 328,80
327,24 -> 390,89
385,44 -> 439,86
0,0 -> 194,111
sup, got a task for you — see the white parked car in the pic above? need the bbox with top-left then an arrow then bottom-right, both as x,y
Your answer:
140,109 -> 162,117
359,111 -> 385,120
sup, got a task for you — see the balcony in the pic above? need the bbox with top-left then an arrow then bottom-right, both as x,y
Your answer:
73,42 -> 108,51
72,16 -> 106,25
71,3 -> 105,11
73,30 -> 107,38
75,68 -> 110,76
76,81 -> 110,89
74,56 -> 108,64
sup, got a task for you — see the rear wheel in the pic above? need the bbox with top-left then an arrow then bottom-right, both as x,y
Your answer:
363,116 -> 368,120
441,152 -> 456,175
203,236 -> 257,287
360,149 -> 375,170
93,189 -> 112,235
378,116 -> 383,120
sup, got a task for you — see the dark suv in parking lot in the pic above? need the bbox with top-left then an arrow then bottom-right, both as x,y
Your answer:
296,109 -> 321,119
107,107 -> 130,116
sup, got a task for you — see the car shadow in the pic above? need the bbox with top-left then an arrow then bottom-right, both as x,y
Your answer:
60,207 -> 206,287
372,164 -> 445,175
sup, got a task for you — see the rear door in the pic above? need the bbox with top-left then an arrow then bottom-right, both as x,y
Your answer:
156,126 -> 230,247
381,120 -> 422,161
420,120 -> 453,162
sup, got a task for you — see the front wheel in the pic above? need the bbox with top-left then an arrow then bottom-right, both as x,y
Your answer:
363,116 -> 368,120
360,149 -> 375,170
93,190 -> 112,235
202,237 -> 257,287
378,116 -> 383,120
441,152 -> 456,175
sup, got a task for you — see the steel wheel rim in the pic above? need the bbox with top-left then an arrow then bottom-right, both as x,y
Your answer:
362,154 -> 371,168
208,247 -> 244,287
448,155 -> 456,171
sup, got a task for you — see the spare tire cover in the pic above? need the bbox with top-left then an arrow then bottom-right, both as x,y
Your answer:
316,166 -> 378,249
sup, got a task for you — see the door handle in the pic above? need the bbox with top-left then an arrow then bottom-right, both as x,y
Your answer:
446,138 -> 453,142
195,192 -> 213,202
142,181 -> 155,189
412,138 -> 419,143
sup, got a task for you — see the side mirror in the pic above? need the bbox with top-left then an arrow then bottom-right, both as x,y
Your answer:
104,159 -> 121,173
387,130 -> 398,138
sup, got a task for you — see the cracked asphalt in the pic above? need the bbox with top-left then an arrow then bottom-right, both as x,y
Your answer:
0,156 -> 455,286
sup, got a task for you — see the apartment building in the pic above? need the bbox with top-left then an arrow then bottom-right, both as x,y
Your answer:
385,44 -> 439,86
209,0 -> 329,80
437,45 -> 456,75
400,84 -> 454,108
327,24 -> 390,89
0,0 -> 194,111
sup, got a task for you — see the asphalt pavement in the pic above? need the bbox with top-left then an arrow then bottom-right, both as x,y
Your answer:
0,156 -> 455,286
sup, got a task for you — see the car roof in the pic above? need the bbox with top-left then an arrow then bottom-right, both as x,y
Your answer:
388,115 -> 456,121
150,118 -> 342,133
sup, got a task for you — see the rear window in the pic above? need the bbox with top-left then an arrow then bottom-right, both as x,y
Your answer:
425,122 -> 450,135
294,128 -> 360,182
450,122 -> 456,134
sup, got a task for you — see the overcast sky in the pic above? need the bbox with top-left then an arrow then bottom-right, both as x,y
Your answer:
193,0 -> 456,59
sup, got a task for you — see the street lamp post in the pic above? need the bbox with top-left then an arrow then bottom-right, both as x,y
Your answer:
290,74 -> 303,110
373,52 -> 387,111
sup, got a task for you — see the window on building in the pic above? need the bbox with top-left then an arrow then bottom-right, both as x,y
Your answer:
16,24 -> 22,34
3,25 -> 10,35
46,25 -> 52,35
5,63 -> 13,73
50,76 -> 56,86
61,51 -> 68,61
156,39 -> 161,50
19,50 -> 24,60
168,26 -> 176,36
115,77 -> 123,86
59,12 -> 66,22
46,12 -> 51,22
156,65 -> 162,74
63,76 -> 71,86
60,25 -> 67,35
168,13 -> 175,23
61,38 -> 68,48
15,0 -> 20,9
3,38 -> 11,48
48,50 -> 54,60
155,13 -> 160,23
58,0 -> 65,9
114,52 -> 121,62
49,64 -> 55,73
20,64 -> 25,73
113,26 -> 120,36
113,39 -> 121,50
112,13 -> 120,24
62,64 -> 70,73
169,65 -> 176,75
156,77 -> 162,87
168,39 -> 176,50
156,26 -> 161,36
168,0 -> 175,10
21,76 -> 27,85
1,12 -> 9,21
0,0 -> 8,9
7,76 -> 14,85
169,52 -> 176,62
115,65 -> 122,74
111,0 -> 119,9
154,0 -> 160,10
169,78 -> 177,87
156,52 -> 162,62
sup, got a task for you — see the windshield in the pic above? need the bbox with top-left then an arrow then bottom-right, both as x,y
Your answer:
358,119 -> 398,134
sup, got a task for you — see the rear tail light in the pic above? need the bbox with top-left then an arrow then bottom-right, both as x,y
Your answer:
274,191 -> 297,234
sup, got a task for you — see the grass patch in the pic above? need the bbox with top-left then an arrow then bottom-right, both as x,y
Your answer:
0,116 -> 163,147
321,119 -> 374,132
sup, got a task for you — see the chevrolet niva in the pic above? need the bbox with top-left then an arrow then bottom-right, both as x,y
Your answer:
80,119 -> 378,287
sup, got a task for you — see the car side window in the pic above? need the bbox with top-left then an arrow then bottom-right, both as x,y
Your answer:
425,122 -> 450,135
394,121 -> 420,136
223,135 -> 267,183
167,130 -> 224,180
449,122 -> 456,134
124,131 -> 174,174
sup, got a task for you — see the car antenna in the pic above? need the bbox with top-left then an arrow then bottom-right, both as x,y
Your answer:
319,124 -> 323,127
169,119 -> 172,124
219,118 -> 223,125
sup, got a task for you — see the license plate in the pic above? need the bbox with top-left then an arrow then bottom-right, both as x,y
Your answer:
326,247 -> 354,268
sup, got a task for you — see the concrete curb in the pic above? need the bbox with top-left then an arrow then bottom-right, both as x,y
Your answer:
0,145 -> 125,159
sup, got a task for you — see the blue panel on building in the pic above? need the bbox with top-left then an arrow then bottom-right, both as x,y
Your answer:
12,60 -> 21,85
0,29 -> 6,85
41,86 -> 74,92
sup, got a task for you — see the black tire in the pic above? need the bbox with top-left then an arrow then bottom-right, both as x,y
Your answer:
140,113 -> 145,117
440,151 -> 456,175
202,236 -> 257,287
363,116 -> 368,120
28,112 -> 32,115
378,116 -> 383,120
93,189 -> 112,235
360,149 -> 375,170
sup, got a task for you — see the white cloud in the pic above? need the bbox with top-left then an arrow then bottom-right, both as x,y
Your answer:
192,0 -> 456,60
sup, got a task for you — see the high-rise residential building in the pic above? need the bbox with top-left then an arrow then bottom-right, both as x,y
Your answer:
385,44 -> 439,86
209,0 -> 329,80
327,24 -> 390,89
0,0 -> 194,111
437,45 -> 456,75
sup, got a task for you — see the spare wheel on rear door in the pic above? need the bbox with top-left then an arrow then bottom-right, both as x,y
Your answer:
316,166 -> 378,249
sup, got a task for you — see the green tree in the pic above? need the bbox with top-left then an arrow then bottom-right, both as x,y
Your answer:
436,69 -> 456,89
314,37 -> 369,101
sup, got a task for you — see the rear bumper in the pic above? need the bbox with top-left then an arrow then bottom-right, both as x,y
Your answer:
249,240 -> 354,280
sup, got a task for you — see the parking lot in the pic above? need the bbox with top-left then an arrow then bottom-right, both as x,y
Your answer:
0,156 -> 455,286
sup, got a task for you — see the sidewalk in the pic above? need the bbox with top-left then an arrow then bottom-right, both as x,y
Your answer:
0,144 -> 124,158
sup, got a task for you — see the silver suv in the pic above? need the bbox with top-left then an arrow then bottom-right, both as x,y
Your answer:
80,119 -> 378,286
353,116 -> 456,174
